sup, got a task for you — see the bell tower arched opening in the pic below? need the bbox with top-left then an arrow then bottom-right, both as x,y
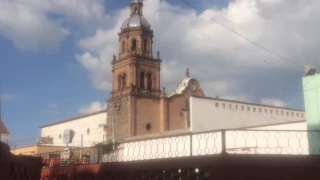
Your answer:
147,73 -> 152,90
118,75 -> 122,90
122,73 -> 127,89
132,39 -> 137,52
140,72 -> 145,88
144,39 -> 147,52
121,40 -> 125,54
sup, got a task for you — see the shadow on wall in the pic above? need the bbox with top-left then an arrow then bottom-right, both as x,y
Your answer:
0,142 -> 43,180
307,125 -> 320,155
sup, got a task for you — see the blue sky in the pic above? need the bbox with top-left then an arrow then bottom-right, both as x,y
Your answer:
0,31 -> 105,145
1,0 -> 319,147
0,0 -> 229,147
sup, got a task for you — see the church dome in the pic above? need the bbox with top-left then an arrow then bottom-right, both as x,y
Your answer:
121,14 -> 150,30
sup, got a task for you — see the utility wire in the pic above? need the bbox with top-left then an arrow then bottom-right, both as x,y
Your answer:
179,0 -> 305,69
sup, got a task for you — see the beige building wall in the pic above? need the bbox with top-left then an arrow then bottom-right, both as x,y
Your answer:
11,145 -> 66,155
135,97 -> 160,135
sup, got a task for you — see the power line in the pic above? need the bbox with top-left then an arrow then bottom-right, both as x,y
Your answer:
179,0 -> 305,69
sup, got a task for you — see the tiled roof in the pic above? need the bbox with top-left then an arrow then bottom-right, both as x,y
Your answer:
0,120 -> 10,135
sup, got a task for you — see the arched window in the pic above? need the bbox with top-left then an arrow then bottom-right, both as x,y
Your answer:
147,73 -> 152,90
118,75 -> 122,90
140,72 -> 145,88
144,39 -> 147,52
132,39 -> 137,51
122,41 -> 125,54
122,73 -> 126,89
135,7 -> 138,13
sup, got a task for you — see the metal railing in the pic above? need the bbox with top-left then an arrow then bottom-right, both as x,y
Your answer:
34,129 -> 320,168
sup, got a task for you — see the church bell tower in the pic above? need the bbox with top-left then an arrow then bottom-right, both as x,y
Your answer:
107,0 -> 162,142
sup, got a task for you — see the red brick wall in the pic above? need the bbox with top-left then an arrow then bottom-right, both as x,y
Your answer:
0,142 -> 43,180
41,155 -> 320,180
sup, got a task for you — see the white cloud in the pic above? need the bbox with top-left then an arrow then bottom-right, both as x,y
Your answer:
0,0 -> 106,51
0,94 -> 16,100
47,103 -> 57,109
43,102 -> 59,114
79,101 -> 107,115
76,0 -> 320,108
261,98 -> 286,107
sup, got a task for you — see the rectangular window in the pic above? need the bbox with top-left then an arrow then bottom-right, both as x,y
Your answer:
215,103 -> 219,107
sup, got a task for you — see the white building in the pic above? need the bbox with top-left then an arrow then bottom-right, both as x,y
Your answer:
189,96 -> 306,132
0,120 -> 10,144
95,96 -> 309,162
38,95 -> 312,163
40,110 -> 107,147
39,95 -> 307,151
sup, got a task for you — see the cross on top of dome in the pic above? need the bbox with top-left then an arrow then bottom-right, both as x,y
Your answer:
131,0 -> 143,4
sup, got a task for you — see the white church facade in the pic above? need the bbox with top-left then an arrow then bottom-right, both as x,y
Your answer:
40,110 -> 107,148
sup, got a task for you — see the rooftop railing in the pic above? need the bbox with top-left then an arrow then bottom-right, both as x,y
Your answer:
34,129 -> 320,168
